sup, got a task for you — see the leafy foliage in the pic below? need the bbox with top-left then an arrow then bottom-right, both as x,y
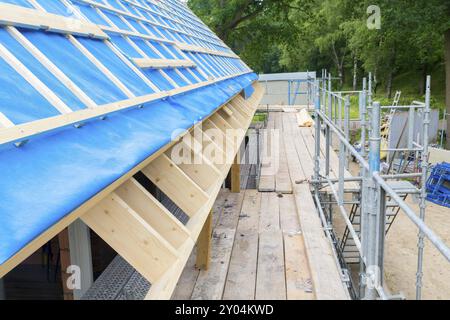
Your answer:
188,0 -> 450,96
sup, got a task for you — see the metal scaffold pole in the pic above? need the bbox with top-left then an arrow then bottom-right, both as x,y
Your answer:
363,101 -> 381,300
416,76 -> 431,300
359,77 -> 368,298
314,78 -> 321,193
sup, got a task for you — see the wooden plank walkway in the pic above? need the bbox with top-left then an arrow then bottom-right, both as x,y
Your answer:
172,111 -> 350,300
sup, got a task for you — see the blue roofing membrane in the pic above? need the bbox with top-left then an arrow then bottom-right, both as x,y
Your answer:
0,0 -> 257,265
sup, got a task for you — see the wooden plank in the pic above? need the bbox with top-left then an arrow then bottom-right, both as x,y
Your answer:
196,211 -> 212,270
281,113 -> 307,184
115,178 -> 190,249
176,42 -> 238,58
223,190 -> 261,300
259,193 -> 280,232
142,153 -> 209,217
429,147 -> 450,165
279,193 -> 301,234
275,134 -> 293,194
81,193 -> 178,284
258,114 -> 277,192
255,230 -> 286,300
0,3 -> 108,39
172,248 -> 199,300
293,184 -> 349,300
284,234 -> 315,300
286,114 -> 315,178
133,58 -> 196,69
258,175 -> 275,192
191,227 -> 236,300
216,192 -> 245,230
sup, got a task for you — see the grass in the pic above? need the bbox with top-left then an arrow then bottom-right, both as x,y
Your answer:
253,113 -> 267,122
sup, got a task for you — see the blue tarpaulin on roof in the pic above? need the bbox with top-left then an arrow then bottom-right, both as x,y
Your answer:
0,0 -> 258,266
0,73 -> 257,265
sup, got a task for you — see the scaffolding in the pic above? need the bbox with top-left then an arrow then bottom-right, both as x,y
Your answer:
306,70 -> 450,300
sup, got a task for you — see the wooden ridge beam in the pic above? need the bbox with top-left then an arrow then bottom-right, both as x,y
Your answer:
0,3 -> 108,39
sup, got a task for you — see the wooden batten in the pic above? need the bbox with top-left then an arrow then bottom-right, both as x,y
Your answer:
0,3 -> 108,39
115,178 -> 190,249
133,58 -> 196,69
80,193 -> 179,283
142,153 -> 209,217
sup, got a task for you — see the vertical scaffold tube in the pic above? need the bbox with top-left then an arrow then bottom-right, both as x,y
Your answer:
416,76 -> 431,300
314,79 -> 321,191
364,101 -> 381,300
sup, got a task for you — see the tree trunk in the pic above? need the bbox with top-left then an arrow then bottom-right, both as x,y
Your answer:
353,56 -> 358,91
338,67 -> 344,89
386,70 -> 394,99
445,29 -> 450,150
419,64 -> 428,95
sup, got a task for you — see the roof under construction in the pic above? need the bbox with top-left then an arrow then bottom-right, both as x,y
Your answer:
0,0 -> 261,298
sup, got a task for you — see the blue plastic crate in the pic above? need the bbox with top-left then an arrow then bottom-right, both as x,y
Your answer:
426,162 -> 450,208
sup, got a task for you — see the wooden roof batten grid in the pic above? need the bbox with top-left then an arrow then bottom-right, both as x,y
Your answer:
0,1 -> 261,301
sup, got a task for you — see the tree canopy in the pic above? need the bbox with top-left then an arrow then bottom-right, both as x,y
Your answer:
188,0 -> 450,98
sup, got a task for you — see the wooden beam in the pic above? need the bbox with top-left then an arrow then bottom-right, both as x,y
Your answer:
195,211 -> 212,270
133,58 -> 196,69
177,42 -> 238,58
169,138 -> 222,193
58,228 -> 74,301
231,151 -> 241,193
0,3 -> 108,39
81,193 -> 178,284
115,178 -> 190,249
142,153 -> 209,217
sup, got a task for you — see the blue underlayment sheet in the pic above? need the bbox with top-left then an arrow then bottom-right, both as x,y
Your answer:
0,73 -> 258,265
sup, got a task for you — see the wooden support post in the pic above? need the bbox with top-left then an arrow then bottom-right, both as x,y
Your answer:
231,151 -> 240,193
58,228 -> 74,300
67,219 -> 93,299
196,211 -> 212,270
